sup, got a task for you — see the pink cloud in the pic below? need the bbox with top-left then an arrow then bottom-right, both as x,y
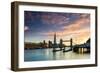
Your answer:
40,14 -> 90,44
24,26 -> 29,31
63,14 -> 90,32
25,12 -> 34,21
41,13 -> 70,25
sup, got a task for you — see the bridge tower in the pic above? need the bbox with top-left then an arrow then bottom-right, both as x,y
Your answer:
70,38 -> 73,50
63,38 -> 73,52
59,39 -> 63,50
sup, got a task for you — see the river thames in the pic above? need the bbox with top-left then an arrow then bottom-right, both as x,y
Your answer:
24,48 -> 90,61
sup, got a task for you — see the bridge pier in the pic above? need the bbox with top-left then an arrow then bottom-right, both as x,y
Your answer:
70,38 -> 73,50
52,33 -> 73,52
59,39 -> 63,50
63,38 -> 73,52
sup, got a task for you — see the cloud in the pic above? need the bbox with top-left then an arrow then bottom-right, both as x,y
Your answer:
41,13 -> 70,25
41,13 -> 90,36
24,12 -> 90,44
25,12 -> 34,20
63,17 -> 90,32
80,14 -> 90,18
40,14 -> 90,44
24,26 -> 29,31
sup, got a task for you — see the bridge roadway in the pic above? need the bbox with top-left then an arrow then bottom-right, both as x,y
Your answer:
53,43 -> 90,53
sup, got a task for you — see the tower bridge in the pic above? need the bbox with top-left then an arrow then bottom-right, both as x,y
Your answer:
52,33 -> 90,53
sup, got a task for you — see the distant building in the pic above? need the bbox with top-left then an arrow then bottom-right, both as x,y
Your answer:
25,42 -> 42,49
52,33 -> 59,48
54,33 -> 57,45
48,40 -> 52,48
42,40 -> 48,48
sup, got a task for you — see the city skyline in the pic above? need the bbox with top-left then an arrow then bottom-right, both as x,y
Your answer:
24,11 -> 90,45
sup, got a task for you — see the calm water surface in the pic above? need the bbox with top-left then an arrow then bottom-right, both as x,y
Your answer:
24,48 -> 90,61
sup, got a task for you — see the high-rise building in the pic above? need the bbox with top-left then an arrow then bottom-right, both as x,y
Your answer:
53,33 -> 58,48
54,33 -> 57,45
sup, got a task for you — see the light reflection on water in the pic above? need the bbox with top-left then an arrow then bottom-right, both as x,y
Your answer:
24,48 -> 90,61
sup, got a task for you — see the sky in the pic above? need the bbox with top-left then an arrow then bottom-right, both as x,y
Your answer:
24,11 -> 90,45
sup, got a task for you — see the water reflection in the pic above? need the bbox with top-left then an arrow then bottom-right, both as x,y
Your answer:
24,48 -> 90,61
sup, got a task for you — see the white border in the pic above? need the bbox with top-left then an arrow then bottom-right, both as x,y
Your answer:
18,5 -> 96,68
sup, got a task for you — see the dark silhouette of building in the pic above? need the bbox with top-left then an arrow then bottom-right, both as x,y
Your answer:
54,33 -> 57,45
53,33 -> 58,48
48,40 -> 52,48
42,40 -> 48,48
73,38 -> 90,53
59,39 -> 63,50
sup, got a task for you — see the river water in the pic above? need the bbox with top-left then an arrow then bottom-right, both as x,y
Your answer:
24,48 -> 90,61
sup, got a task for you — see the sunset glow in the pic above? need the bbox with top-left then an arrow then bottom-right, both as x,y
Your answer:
24,11 -> 90,45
